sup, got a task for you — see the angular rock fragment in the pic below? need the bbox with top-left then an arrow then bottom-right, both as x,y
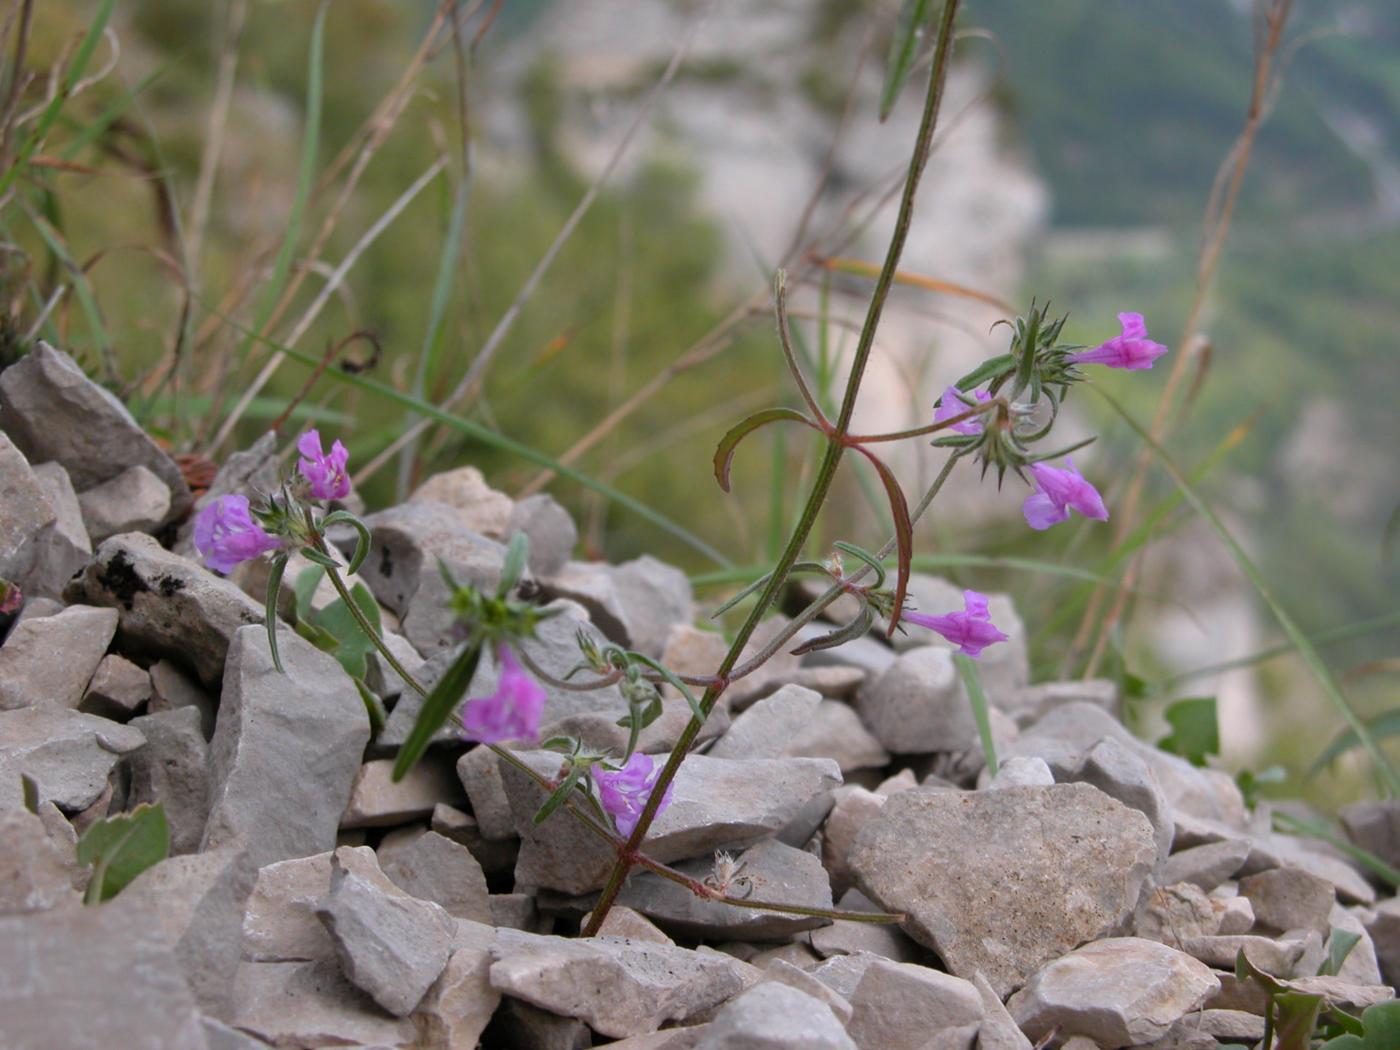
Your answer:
0,806 -> 82,914
0,342 -> 190,522
849,784 -> 1157,997
80,653 -> 151,720
1181,933 -> 1306,976
1071,736 -> 1174,867
490,927 -> 749,1038
231,958 -> 418,1047
1340,798 -> 1400,868
410,464 -> 515,536
340,754 -> 463,829
972,972 -> 1033,1050
0,702 -> 145,812
713,686 -> 889,775
1161,838 -> 1251,892
1003,677 -> 1119,728
1239,865 -> 1335,936
66,533 -> 264,688
857,645 -> 969,754
418,920 -> 501,1049
23,461 -> 90,599
148,658 -> 217,738
693,981 -> 856,1050
378,829 -> 491,923
985,755 -> 1055,790
77,464 -> 171,543
545,555 -> 693,659
758,959 -> 853,1025
1008,937 -> 1219,1048
809,889 -> 923,963
503,751 -> 841,895
491,998 -> 593,1050
456,744 -> 517,840
509,492 -> 578,577
0,431 -> 56,585
846,958 -> 984,1050
0,604 -> 117,710
128,707 -> 209,855
202,626 -> 370,867
315,859 -> 455,1016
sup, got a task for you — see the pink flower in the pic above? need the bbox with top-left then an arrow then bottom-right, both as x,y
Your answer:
297,429 -> 351,501
596,752 -> 675,838
1069,312 -> 1168,371
933,386 -> 992,435
0,580 -> 21,615
1022,459 -> 1109,530
193,494 -> 285,574
460,643 -> 547,745
905,589 -> 1008,658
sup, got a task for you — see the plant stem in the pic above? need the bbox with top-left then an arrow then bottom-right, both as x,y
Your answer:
318,546 -> 427,694
581,1 -> 961,937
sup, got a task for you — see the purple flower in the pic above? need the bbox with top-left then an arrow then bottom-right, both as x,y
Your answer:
297,429 -> 351,501
933,385 -> 992,435
596,752 -> 675,838
1022,459 -> 1109,530
193,494 -> 285,574
0,580 -> 21,615
1069,312 -> 1168,371
460,643 -> 547,745
905,589 -> 1009,658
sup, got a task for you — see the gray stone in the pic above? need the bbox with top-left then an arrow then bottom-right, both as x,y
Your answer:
0,603 -> 117,710
172,432 -> 279,560
972,972 -> 1033,1050
808,951 -> 886,1000
709,684 -> 822,761
504,751 -> 841,895
592,904 -> 676,945
202,626 -> 370,867
128,706 -> 210,855
759,960 -> 853,1025
77,464 -> 171,543
455,745 -> 517,840
1256,830 -> 1376,905
1286,973 -> 1396,1011
849,784 -> 1157,997
231,959 -> 418,1047
695,981 -> 856,1050
1239,866 -> 1335,936
792,701 -> 889,773
809,889 -> 924,963
80,653 -> 151,720
0,431 -> 56,585
0,903 -> 209,1049
316,859 -> 455,1016
1008,937 -> 1219,1049
613,839 -> 833,941
1002,677 -> 1119,728
342,501 -> 515,656
857,645 -> 970,754
822,786 -> 889,899
0,342 -> 190,521
410,464 -> 515,536
417,920 -> 500,1049
1161,838 -> 1251,892
491,891 -> 547,932
796,625 -> 897,681
1363,896 -> 1400,985
0,806 -> 82,914
117,847 -> 257,1020
378,829 -> 491,924
1072,736 -> 1174,867
887,575 -> 1028,697
491,927 -> 750,1038
1329,902 -> 1383,986
1194,1008 -> 1267,1042
65,533 -> 264,688
1180,933 -> 1305,976
24,461 -> 90,599
148,658 -> 217,738
985,755 -> 1054,790
1133,881 -> 1242,944
199,1016 -> 272,1050
510,493 -> 578,577
340,754 -> 463,829
241,846 -> 411,963
362,627 -> 427,701
546,555 -> 694,659
0,702 -> 145,812
494,998 -> 593,1050
846,958 -> 983,1050
1340,799 -> 1400,868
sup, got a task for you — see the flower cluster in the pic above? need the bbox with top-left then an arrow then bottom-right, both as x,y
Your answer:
460,643 -> 548,745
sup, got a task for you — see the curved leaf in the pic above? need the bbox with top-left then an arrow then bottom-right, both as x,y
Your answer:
321,511 -> 372,575
851,445 -> 913,636
713,407 -> 820,493
790,602 -> 874,657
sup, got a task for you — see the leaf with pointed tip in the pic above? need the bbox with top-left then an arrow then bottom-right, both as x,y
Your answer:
714,408 -> 820,493
879,0 -> 936,121
392,640 -> 481,781
499,532 -> 530,598
833,541 -> 886,589
851,445 -> 913,636
77,803 -> 170,903
322,511 -> 372,575
952,353 -> 1014,392
791,602 -> 874,657
534,765 -> 585,825
265,553 -> 289,673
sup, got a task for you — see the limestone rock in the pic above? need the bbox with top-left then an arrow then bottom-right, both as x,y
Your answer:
1071,736 -> 1174,867
202,626 -> 370,867
77,464 -> 171,543
417,921 -> 501,1049
456,744 -> 517,840
0,902 -> 209,1049
0,702 -> 145,812
1161,838 -> 1251,893
758,959 -> 853,1025
504,751 -> 842,894
1003,678 -> 1119,728
378,829 -> 491,923
315,860 -> 454,1016
972,972 -> 1033,1050
80,653 -> 151,720
1340,799 -> 1400,868
66,533 -> 264,688
509,492 -> 578,577
340,754 -> 463,829
410,464 -> 515,536
148,658 -> 218,738
846,958 -> 983,1050
822,785 -> 889,898
849,784 -> 1157,997
128,707 -> 210,855
1364,895 -> 1400,985
809,889 -> 924,963
985,755 -> 1055,789
857,645 -> 970,754
231,958 -> 418,1047
0,604 -> 117,711
693,981 -> 856,1050
0,807 -> 82,914
0,342 -> 190,522
491,998 -> 593,1049
1180,933 -> 1306,976
0,431 -> 57,585
23,461 -> 90,600
1239,865 -> 1335,936
490,927 -> 750,1038
1008,938 -> 1219,1049
544,555 -> 693,659
712,689 -> 888,775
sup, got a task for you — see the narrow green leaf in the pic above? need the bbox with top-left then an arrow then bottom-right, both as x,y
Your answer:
709,571 -> 775,618
75,803 -> 170,902
628,651 -> 705,725
833,540 -> 886,588
1318,929 -> 1361,977
1157,697 -> 1219,767
791,603 -> 875,657
954,652 -> 998,777
27,211 -> 109,360
1310,708 -> 1400,778
952,352 -> 1014,393
265,553 -> 289,674
392,641 -> 481,781
879,0 -> 936,121
499,532 -> 530,598
533,766 -> 584,825
321,511 -> 372,575
299,546 -> 343,570
353,678 -> 386,736
1095,388 -> 1400,797
1272,991 -> 1325,1050
714,407 -> 820,493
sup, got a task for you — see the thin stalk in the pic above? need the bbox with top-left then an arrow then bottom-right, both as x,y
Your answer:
582,1 -> 961,937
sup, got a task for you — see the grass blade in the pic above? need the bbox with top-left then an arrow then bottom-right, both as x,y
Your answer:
954,652 -> 998,776
1096,388 -> 1400,797
880,0 -> 936,121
